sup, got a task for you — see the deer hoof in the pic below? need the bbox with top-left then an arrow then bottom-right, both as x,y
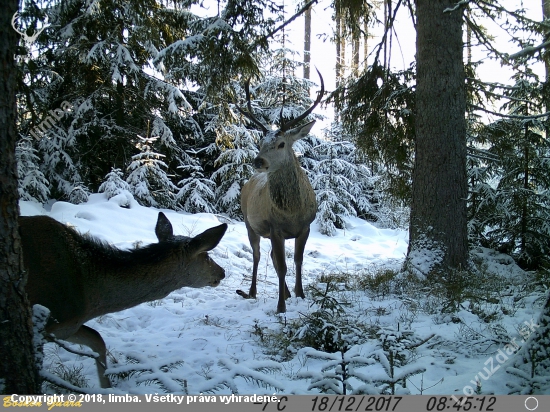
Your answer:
236,290 -> 253,299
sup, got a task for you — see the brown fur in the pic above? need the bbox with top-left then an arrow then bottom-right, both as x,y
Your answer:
238,122 -> 318,313
21,212 -> 227,387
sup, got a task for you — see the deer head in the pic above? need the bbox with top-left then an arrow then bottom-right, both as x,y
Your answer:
22,212 -> 227,387
236,69 -> 324,173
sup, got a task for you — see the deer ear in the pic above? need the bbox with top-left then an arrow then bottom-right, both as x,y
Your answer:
189,223 -> 228,255
287,120 -> 316,142
155,212 -> 174,242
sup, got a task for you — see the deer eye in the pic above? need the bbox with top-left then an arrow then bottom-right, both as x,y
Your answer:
278,142 -> 285,149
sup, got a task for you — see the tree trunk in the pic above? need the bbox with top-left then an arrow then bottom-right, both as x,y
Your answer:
363,19 -> 369,70
352,34 -> 360,77
304,6 -> 311,80
543,0 -> 550,135
0,1 -> 42,393
407,0 -> 468,273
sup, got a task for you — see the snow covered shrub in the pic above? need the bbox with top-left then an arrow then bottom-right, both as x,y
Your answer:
289,280 -> 367,354
507,295 -> 550,394
68,184 -> 90,204
298,347 -> 377,394
99,168 -> 130,199
369,327 -> 427,395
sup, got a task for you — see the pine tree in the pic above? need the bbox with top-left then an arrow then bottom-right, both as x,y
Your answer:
470,72 -> 550,268
15,0 -> 277,202
310,122 -> 378,235
126,135 -> 177,209
99,167 -> 130,199
176,150 -> 217,214
312,137 -> 357,236
211,122 -> 259,218
15,138 -> 50,203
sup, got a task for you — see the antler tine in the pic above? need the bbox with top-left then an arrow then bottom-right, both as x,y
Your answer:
280,68 -> 324,132
11,12 -> 26,37
235,79 -> 268,134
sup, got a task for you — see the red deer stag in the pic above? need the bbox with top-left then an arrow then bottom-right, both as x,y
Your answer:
21,212 -> 227,388
236,70 -> 324,313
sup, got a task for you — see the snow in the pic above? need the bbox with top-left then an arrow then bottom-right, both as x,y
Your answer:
19,194 -> 548,394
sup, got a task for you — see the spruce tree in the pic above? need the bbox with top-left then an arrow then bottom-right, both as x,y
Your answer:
15,138 -> 50,203
126,135 -> 177,209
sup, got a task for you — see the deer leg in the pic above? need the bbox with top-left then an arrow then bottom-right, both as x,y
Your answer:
67,325 -> 111,388
237,223 -> 261,299
271,249 -> 291,299
270,231 -> 288,313
294,227 -> 310,299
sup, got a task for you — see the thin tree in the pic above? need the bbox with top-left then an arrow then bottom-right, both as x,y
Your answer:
406,0 -> 468,272
304,3 -> 312,80
0,0 -> 41,393
543,0 -> 550,135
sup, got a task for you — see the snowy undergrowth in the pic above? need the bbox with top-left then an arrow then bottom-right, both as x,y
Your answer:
20,194 -> 548,394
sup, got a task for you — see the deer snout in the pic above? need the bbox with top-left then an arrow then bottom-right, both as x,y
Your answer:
253,157 -> 267,171
210,267 -> 225,287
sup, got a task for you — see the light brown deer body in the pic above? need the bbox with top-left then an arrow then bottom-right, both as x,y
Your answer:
236,71 -> 323,313
21,212 -> 227,388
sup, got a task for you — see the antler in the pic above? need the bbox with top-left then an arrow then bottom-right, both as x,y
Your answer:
11,12 -> 26,37
235,79 -> 269,134
11,12 -> 50,45
280,68 -> 324,132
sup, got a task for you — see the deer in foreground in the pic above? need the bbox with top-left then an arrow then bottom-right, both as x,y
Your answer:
21,212 -> 227,388
235,70 -> 324,313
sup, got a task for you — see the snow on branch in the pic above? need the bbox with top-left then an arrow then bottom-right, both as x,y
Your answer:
508,40 -> 550,60
443,0 -> 470,13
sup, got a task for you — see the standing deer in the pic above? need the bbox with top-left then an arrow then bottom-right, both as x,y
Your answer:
236,71 -> 324,313
21,212 -> 227,388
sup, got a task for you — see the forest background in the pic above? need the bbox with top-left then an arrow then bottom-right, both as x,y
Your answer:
2,0 -> 550,394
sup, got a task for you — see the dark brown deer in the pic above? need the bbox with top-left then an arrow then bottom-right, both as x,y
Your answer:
21,212 -> 227,388
235,70 -> 324,313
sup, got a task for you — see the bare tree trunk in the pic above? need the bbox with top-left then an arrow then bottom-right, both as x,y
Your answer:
407,0 -> 468,273
363,19 -> 369,70
0,0 -> 42,394
339,20 -> 346,77
304,5 -> 311,80
351,34 -> 360,76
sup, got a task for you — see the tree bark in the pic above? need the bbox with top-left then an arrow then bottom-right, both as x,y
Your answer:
407,0 -> 468,273
0,1 -> 42,393
352,34 -> 360,76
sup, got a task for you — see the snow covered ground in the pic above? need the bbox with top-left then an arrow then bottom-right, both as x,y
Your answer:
20,193 -> 546,394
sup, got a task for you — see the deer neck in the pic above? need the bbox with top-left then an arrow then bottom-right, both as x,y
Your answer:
268,156 -> 307,213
